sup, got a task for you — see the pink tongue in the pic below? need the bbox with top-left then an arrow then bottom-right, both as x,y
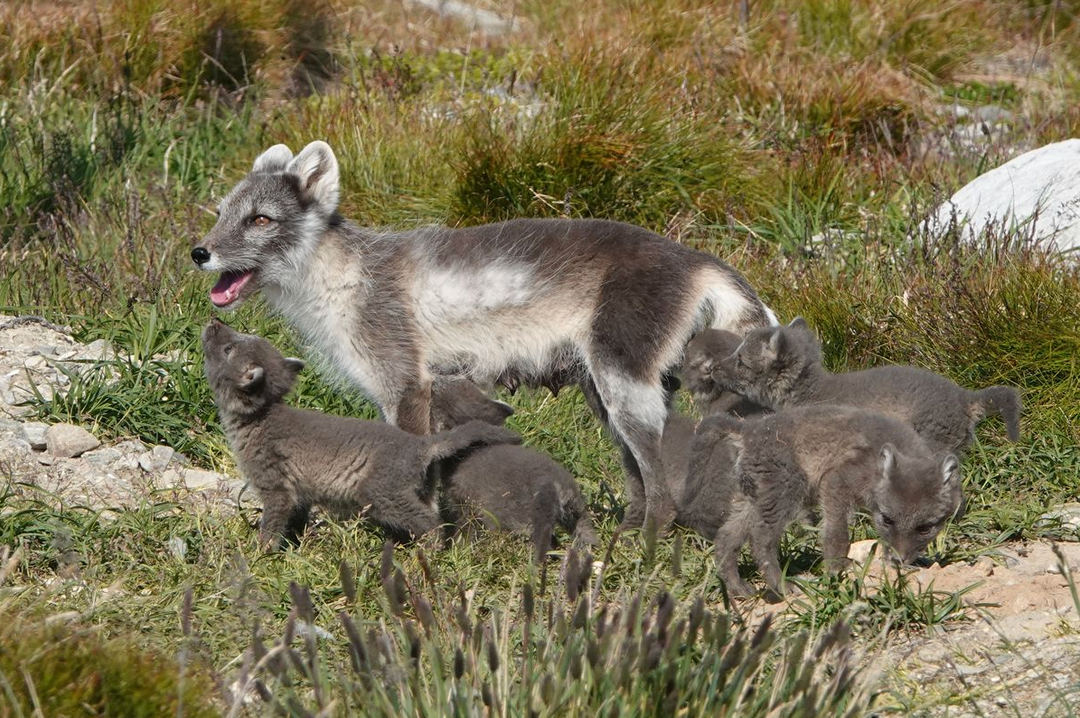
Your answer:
210,270 -> 254,307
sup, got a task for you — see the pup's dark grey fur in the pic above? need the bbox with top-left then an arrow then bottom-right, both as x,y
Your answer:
661,412 -> 742,541
710,318 -> 1021,454
192,141 -> 778,531
429,380 -> 597,562
202,320 -> 520,549
681,329 -> 769,418
707,405 -> 962,597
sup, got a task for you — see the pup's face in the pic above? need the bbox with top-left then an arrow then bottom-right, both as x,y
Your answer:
681,329 -> 743,396
723,318 -> 818,399
191,142 -> 340,310
429,379 -> 514,432
872,446 -> 963,564
201,320 -> 305,416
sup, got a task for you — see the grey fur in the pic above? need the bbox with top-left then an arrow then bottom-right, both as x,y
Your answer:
192,141 -> 777,532
710,317 -> 1021,453
681,329 -> 769,418
708,405 -> 962,598
201,320 -> 520,549
429,379 -> 597,562
662,412 -> 742,540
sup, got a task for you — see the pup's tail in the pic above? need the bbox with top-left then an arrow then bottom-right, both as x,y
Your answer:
974,386 -> 1022,442
422,420 -> 522,466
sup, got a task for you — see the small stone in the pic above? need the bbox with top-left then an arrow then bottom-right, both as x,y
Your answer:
953,662 -> 989,677
848,539 -> 879,565
23,355 -> 47,370
83,447 -> 123,465
46,423 -> 100,458
1040,504 -> 1080,534
973,556 -> 995,576
183,468 -> 223,490
138,445 -> 175,473
0,438 -> 31,456
159,468 -> 182,488
36,453 -> 55,466
19,422 -> 48,450
34,345 -> 59,357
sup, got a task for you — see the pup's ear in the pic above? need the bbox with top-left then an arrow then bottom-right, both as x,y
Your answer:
252,144 -> 294,173
283,357 -> 305,375
287,141 -> 339,213
240,365 -> 266,392
763,327 -> 785,363
879,443 -> 896,481
941,454 -> 960,489
493,400 -> 515,422
787,316 -> 810,331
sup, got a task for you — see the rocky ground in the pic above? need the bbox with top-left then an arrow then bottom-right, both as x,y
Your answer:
1,314 -> 1078,715
0,315 -> 243,511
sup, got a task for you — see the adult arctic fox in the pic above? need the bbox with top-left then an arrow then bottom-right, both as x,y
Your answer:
191,141 -> 777,530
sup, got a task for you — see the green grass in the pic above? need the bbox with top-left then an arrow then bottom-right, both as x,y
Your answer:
1,0 -> 1080,713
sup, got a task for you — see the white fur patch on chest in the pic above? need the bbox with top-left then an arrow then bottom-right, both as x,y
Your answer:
264,253 -> 386,408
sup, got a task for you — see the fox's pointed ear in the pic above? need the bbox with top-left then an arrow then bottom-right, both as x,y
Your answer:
787,316 -> 809,331
240,365 -> 266,392
252,144 -> 294,173
287,141 -> 339,213
283,357 -> 305,375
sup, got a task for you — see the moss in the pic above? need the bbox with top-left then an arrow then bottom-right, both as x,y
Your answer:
0,614 -> 218,717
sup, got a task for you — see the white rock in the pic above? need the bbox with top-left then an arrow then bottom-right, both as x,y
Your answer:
139,445 -> 175,473
183,468 -> 224,490
19,421 -> 48,450
408,0 -> 518,35
46,423 -> 100,458
848,539 -> 880,565
0,437 -> 31,456
83,447 -> 123,465
1039,504 -> 1080,534
933,139 -> 1080,252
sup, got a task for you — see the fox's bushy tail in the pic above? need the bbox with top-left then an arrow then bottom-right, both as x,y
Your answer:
422,420 -> 522,466
975,386 -> 1021,442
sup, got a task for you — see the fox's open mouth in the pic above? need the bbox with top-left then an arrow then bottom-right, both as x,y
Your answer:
210,270 -> 256,308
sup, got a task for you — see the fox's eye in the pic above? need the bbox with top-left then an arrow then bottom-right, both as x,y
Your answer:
917,523 -> 935,534
879,514 -> 894,528
223,344 -> 234,357
251,215 -> 272,227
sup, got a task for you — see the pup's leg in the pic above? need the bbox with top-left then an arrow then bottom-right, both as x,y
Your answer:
713,496 -> 754,596
588,366 -> 672,533
530,491 -> 559,564
394,375 -> 433,436
375,492 -> 443,541
283,505 -> 311,545
748,523 -> 787,601
820,508 -> 853,573
258,488 -> 296,551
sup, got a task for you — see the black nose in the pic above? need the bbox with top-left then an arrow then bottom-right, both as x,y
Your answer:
191,247 -> 211,266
